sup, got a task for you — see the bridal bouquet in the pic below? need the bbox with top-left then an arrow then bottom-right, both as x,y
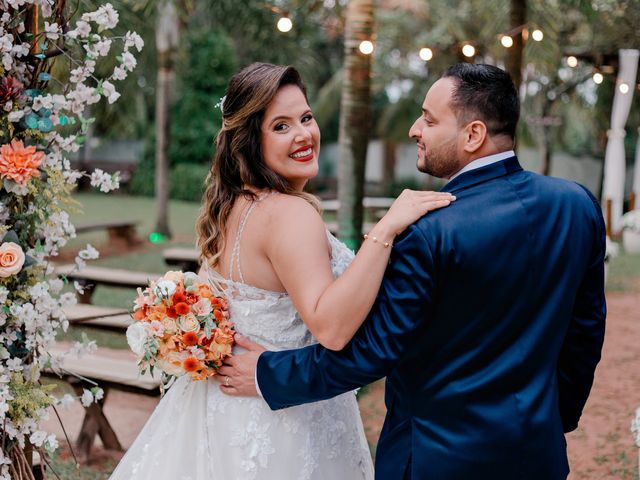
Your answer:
126,271 -> 235,381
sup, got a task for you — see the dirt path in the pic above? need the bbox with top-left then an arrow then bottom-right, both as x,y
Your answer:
44,288 -> 639,478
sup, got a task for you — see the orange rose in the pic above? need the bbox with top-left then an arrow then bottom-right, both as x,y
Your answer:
0,242 -> 25,277
0,139 -> 44,184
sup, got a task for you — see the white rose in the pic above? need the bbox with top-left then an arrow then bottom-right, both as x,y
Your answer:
126,322 -> 148,356
177,313 -> 200,332
163,270 -> 183,283
157,358 -> 185,377
154,279 -> 176,299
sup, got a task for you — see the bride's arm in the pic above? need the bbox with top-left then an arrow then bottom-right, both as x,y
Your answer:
265,190 -> 454,351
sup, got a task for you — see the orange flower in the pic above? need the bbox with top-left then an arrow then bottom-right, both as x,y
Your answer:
166,305 -> 178,319
174,302 -> 190,315
182,331 -> 199,346
183,356 -> 200,373
0,139 -> 44,184
133,309 -> 146,321
185,293 -> 199,305
172,291 -> 186,304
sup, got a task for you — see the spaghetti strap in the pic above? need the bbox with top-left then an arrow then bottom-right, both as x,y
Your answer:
229,192 -> 275,283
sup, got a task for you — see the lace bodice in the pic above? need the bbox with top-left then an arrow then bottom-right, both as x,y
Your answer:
206,230 -> 355,351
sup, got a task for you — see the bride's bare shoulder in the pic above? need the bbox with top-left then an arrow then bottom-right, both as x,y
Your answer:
260,193 -> 324,230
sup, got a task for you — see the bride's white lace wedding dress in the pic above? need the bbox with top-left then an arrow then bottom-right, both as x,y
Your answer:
109,204 -> 374,480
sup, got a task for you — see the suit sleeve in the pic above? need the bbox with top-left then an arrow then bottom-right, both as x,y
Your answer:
257,225 -> 437,410
557,189 -> 607,432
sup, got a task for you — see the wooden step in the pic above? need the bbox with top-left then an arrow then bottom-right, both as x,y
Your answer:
54,265 -> 158,289
64,304 -> 129,322
47,346 -> 161,393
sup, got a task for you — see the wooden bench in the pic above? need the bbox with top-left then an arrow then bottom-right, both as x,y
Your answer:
55,265 -> 158,303
325,221 -> 376,236
320,197 -> 394,221
75,220 -> 141,247
64,304 -> 132,331
44,346 -> 161,462
163,247 -> 200,272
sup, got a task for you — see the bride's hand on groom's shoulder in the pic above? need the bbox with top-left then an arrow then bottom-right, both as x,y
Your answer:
380,190 -> 455,236
215,334 -> 267,397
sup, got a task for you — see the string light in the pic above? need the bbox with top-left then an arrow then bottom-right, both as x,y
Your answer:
462,44 -> 475,58
500,35 -> 513,48
567,56 -> 578,68
419,47 -> 433,61
531,29 -> 544,41
619,82 -> 630,94
593,72 -> 604,84
359,40 -> 374,55
277,16 -> 293,32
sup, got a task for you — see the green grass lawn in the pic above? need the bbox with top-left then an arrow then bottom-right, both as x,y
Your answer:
66,192 -> 201,249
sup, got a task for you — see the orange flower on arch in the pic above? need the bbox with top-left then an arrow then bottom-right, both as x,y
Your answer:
0,139 -> 44,184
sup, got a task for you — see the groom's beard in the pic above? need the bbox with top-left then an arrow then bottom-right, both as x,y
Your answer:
417,137 -> 460,179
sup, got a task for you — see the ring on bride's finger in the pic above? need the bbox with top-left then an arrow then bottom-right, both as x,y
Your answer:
225,375 -> 231,387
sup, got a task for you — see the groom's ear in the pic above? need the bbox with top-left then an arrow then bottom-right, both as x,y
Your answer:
462,120 -> 487,153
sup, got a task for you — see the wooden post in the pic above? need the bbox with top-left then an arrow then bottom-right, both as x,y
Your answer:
606,198 -> 613,238
25,5 -> 39,54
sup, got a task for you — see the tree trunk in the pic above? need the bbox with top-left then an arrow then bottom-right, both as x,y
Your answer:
337,0 -> 374,249
154,0 -> 180,239
507,0 -> 527,90
382,140 -> 396,194
539,99 -> 553,176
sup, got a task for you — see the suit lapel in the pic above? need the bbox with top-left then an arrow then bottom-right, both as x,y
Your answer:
440,156 -> 523,194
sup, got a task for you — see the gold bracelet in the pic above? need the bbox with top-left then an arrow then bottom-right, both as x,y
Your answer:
363,233 -> 392,248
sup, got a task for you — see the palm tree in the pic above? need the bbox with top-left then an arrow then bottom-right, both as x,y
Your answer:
507,0 -> 527,90
337,0 -> 375,249
153,0 -> 180,239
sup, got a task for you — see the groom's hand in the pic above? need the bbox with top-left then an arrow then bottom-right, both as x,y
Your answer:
215,334 -> 267,397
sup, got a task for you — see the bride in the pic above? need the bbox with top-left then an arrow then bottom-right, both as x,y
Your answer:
109,62 -> 453,479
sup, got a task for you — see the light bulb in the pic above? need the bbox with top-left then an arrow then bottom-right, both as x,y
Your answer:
592,73 -> 604,84
567,56 -> 578,68
619,82 -> 630,94
419,47 -> 433,61
277,16 -> 293,33
532,29 -> 544,41
359,40 -> 374,55
462,44 -> 475,58
500,36 -> 513,48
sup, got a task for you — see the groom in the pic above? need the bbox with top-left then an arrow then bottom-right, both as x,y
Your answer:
219,63 -> 606,479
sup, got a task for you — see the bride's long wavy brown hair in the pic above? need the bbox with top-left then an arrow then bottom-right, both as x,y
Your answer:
196,63 -> 319,267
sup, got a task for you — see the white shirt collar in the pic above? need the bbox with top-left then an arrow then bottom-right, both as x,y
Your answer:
448,150 -> 516,181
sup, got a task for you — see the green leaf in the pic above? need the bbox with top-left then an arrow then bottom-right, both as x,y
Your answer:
1,230 -> 19,244
23,254 -> 37,268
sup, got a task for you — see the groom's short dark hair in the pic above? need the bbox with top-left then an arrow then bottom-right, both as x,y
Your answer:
443,63 -> 520,139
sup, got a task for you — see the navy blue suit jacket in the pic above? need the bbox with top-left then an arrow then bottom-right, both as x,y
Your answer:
257,157 -> 606,479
